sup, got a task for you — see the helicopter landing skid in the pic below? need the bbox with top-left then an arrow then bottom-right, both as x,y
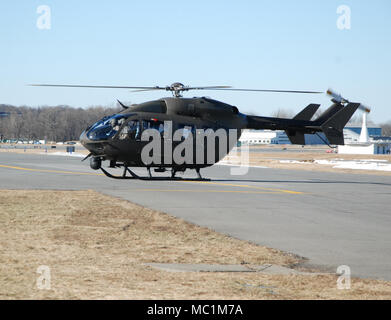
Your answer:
100,167 -> 210,181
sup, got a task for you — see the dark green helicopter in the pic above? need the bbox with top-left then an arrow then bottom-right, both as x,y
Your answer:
31,83 -> 368,180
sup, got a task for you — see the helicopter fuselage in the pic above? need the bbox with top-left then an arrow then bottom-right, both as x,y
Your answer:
80,97 -> 247,169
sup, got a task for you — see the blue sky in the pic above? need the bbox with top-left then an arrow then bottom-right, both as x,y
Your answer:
1,0 -> 390,122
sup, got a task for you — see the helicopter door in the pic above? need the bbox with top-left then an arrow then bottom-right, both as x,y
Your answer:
188,103 -> 196,116
141,120 -> 167,165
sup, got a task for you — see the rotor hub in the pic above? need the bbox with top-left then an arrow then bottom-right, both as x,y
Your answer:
167,82 -> 186,97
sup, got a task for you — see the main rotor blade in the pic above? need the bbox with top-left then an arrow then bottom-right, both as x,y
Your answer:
29,84 -> 322,94
185,86 -> 232,90
29,84 -> 167,90
129,88 -> 164,93
199,88 -> 323,94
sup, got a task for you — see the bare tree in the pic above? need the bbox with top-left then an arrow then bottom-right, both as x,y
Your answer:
380,121 -> 391,136
0,104 -> 121,142
270,108 -> 294,119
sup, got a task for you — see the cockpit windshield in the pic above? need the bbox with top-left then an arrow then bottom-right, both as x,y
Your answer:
87,113 -> 134,141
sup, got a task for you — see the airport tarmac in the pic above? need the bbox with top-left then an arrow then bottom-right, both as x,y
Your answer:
1,152 -> 390,280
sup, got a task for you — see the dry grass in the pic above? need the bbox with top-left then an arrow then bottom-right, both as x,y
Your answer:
1,189 -> 391,300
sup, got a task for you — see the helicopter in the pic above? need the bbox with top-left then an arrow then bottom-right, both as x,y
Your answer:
31,82 -> 370,180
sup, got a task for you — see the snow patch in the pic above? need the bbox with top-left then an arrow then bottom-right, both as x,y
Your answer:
217,161 -> 268,169
279,160 -> 311,164
315,159 -> 391,172
41,152 -> 86,158
280,159 -> 391,172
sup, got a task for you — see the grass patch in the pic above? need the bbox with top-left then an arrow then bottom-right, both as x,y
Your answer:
1,189 -> 390,299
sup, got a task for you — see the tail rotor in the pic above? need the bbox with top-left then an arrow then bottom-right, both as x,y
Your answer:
327,89 -> 371,113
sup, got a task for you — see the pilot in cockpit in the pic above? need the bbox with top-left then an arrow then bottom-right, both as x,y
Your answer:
110,117 -> 125,132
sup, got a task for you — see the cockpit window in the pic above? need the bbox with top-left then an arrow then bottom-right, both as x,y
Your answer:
142,120 -> 164,135
87,113 -> 134,141
118,119 -> 165,141
119,120 -> 141,140
177,124 -> 195,139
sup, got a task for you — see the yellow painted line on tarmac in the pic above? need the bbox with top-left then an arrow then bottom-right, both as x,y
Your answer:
182,180 -> 304,195
0,164 -> 304,194
0,164 -> 103,176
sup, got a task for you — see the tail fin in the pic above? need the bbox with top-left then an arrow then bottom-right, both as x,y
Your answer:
293,104 -> 320,121
321,103 -> 361,145
285,104 -> 320,144
285,130 -> 305,145
314,103 -> 344,125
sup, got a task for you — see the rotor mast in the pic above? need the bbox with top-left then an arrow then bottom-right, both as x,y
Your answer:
167,82 -> 186,98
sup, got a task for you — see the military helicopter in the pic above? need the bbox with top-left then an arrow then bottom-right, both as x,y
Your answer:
31,82 -> 369,180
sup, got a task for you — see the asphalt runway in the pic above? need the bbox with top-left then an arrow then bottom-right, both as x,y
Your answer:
1,152 -> 391,280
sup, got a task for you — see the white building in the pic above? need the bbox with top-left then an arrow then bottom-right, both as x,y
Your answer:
338,113 -> 391,155
338,143 -> 390,155
239,130 -> 290,145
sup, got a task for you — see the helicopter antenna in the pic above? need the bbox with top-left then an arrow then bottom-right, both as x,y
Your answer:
116,99 -> 129,109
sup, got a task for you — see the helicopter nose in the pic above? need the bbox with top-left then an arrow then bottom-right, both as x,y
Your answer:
79,130 -> 89,148
79,130 -> 106,155
79,130 -> 96,152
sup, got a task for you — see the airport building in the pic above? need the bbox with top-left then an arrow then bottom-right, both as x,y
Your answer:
338,113 -> 391,155
239,130 -> 290,145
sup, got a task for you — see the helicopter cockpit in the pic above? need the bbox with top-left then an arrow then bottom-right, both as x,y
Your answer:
85,108 -> 200,143
118,119 -> 165,141
86,113 -> 135,141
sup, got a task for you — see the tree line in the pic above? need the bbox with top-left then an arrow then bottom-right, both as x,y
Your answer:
0,104 -> 121,142
381,122 -> 391,136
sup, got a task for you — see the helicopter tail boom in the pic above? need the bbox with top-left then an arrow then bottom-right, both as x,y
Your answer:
245,102 -> 361,145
